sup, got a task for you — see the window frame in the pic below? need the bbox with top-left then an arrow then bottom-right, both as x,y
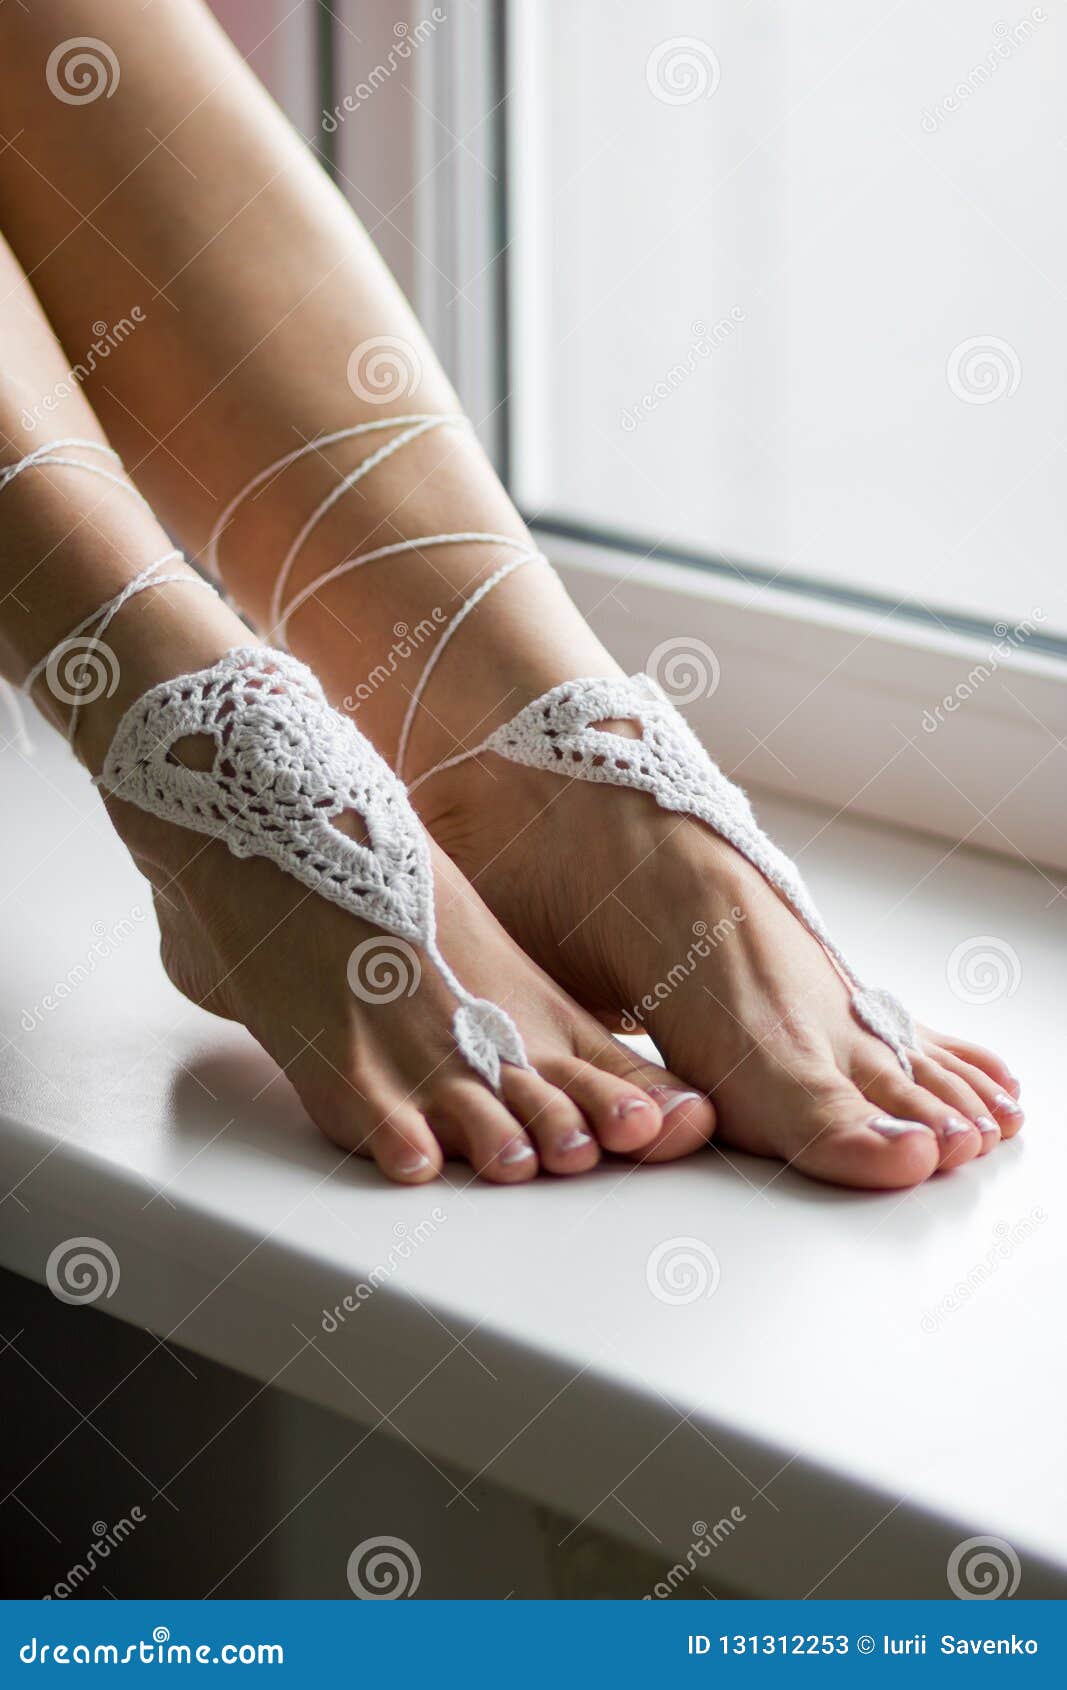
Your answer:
328,0 -> 1067,874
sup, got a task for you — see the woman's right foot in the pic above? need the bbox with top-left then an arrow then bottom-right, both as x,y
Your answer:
59,579 -> 715,1187
108,795 -> 715,1184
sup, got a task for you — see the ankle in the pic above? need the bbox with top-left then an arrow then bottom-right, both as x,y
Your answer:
53,582 -> 251,777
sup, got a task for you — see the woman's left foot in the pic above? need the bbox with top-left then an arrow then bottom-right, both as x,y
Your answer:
416,731 -> 1023,1190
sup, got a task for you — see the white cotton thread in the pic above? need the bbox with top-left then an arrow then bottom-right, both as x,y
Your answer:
3,440 -> 216,742
203,413 -> 549,772
21,553 -> 216,746
5,437 -> 529,1089
415,671 -> 920,1075
97,646 -> 529,1089
199,414 -> 916,1071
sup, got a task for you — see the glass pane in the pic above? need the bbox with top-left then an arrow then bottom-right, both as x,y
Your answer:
508,0 -> 1067,641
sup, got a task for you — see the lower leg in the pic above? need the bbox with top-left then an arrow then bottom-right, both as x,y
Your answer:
0,0 -> 604,769
0,231 -> 711,1181
0,3 -> 1021,1186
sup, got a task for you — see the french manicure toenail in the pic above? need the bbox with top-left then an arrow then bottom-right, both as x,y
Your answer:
499,1139 -> 536,1166
994,1092 -> 1021,1115
559,1127 -> 593,1152
975,1115 -> 999,1136
397,1153 -> 431,1175
868,1115 -> 936,1139
649,1087 -> 703,1116
942,1117 -> 970,1138
617,1098 -> 652,1119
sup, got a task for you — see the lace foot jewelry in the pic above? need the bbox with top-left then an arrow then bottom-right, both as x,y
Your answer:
415,674 -> 919,1075
7,439 -> 528,1091
98,645 -> 529,1089
206,416 -> 917,1074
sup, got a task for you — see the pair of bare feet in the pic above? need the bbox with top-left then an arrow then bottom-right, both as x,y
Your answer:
77,558 -> 1023,1196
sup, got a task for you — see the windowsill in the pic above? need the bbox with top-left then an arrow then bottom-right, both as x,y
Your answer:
544,527 -> 1067,876
1,726 -> 1065,1598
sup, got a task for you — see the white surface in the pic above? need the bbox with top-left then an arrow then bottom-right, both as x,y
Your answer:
1,722 -> 1066,1597
509,0 -> 1067,637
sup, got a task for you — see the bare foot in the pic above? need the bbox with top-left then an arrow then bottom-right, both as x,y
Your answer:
420,743 -> 1023,1191
82,665 -> 715,1186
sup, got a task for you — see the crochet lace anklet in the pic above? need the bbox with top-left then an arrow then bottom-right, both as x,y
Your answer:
413,673 -> 919,1076
204,414 -> 551,772
202,419 -> 914,1071
4,439 -> 214,743
8,438 -> 529,1088
96,646 -> 529,1089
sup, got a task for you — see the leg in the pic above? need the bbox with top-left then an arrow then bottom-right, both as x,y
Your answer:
0,231 -> 712,1183
0,3 -> 1020,1187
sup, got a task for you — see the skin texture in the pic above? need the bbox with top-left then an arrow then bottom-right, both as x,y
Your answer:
0,0 -> 1022,1188
0,235 -> 714,1185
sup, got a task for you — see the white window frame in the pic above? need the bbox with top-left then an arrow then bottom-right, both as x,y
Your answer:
330,0 -> 1067,875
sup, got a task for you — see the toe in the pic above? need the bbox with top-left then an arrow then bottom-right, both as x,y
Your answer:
922,1043 -> 1024,1141
499,1067 -> 600,1174
563,1030 -> 717,1159
538,1051 -> 664,1154
920,1026 -> 1020,1099
907,1052 -> 1002,1156
365,1105 -> 444,1184
862,1066 -> 983,1169
305,1074 -> 443,1184
782,1075 -> 942,1189
428,1081 -> 539,1184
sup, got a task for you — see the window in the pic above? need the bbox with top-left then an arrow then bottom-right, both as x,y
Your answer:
507,0 -> 1065,649
247,0 -> 1067,868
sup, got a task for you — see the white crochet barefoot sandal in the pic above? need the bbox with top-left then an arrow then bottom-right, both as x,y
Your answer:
10,440 -> 529,1091
417,674 -> 919,1075
207,416 -> 918,1076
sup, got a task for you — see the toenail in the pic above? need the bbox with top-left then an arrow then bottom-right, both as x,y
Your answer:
396,1152 -> 432,1176
648,1086 -> 703,1116
559,1127 -> 593,1152
498,1138 -> 536,1166
975,1115 -> 1000,1136
616,1097 -> 653,1119
994,1091 -> 1022,1115
941,1116 -> 971,1138
868,1115 -> 936,1139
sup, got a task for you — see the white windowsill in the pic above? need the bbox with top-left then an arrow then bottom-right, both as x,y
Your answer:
1,728 -> 1064,1597
546,529 -> 1067,875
